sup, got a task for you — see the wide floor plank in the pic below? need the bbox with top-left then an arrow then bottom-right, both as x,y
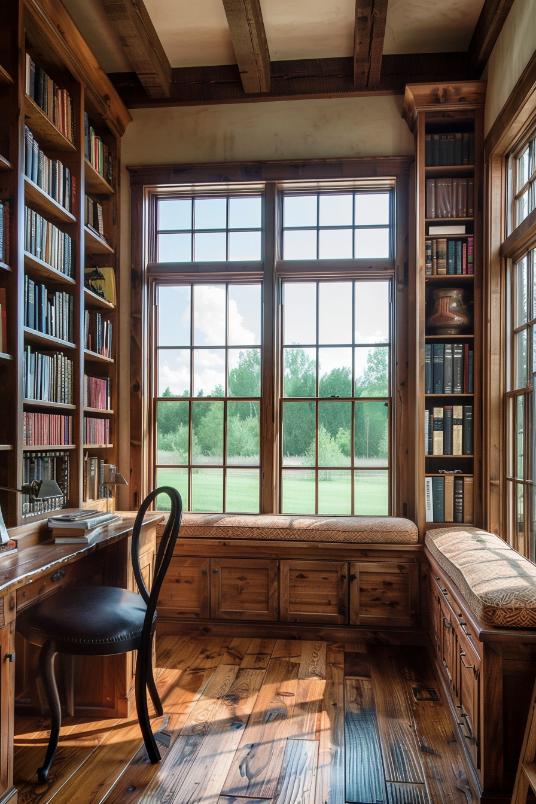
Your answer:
345,676 -> 386,804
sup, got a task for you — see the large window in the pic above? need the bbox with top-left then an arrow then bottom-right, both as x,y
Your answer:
148,181 -> 397,516
512,132 -> 536,230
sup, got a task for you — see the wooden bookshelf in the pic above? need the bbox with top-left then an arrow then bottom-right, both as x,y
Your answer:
403,81 -> 485,534
0,0 -> 129,526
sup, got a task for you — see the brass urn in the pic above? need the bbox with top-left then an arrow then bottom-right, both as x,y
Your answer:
427,287 -> 470,335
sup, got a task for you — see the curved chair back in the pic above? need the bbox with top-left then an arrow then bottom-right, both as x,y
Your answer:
131,487 -> 183,638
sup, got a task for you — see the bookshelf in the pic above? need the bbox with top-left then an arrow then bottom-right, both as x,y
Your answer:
403,82 -> 485,533
0,0 -> 129,526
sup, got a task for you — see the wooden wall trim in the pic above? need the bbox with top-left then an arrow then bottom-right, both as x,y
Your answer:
485,50 -> 536,156
221,0 -> 271,94
469,0 -> 515,75
353,0 -> 389,89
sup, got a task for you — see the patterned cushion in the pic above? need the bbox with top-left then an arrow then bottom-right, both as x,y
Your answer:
425,527 -> 536,628
179,514 -> 418,544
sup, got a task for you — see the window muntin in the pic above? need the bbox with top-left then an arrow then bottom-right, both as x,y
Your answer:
281,191 -> 391,260
513,134 -> 536,229
154,282 -> 262,513
280,279 -> 391,516
156,195 -> 263,262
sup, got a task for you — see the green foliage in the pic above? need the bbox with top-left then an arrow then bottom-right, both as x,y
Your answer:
284,348 -> 315,396
227,414 -> 258,458
307,426 -> 347,478
355,347 -> 388,397
228,349 -> 261,396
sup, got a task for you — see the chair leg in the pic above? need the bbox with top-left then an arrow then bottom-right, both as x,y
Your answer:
146,638 -> 163,717
135,647 -> 161,763
37,641 -> 61,783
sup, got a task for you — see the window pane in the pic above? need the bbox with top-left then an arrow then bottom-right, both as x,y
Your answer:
193,285 -> 225,345
516,395 -> 525,479
155,468 -> 188,510
516,257 -> 528,325
193,349 -> 225,396
194,198 -> 226,230
158,285 -> 191,346
228,284 -> 261,345
156,401 -> 189,465
158,233 -> 191,262
355,227 -> 390,258
228,348 -> 261,396
318,470 -> 351,514
158,349 -> 190,397
284,195 -> 317,227
318,401 -> 351,466
516,482 -> 525,546
319,282 -> 352,344
319,194 -> 353,226
228,231 -> 261,261
192,401 -> 223,464
355,401 -> 389,467
518,190 -> 529,224
283,229 -> 317,259
281,470 -> 315,513
355,346 -> 389,396
226,469 -> 259,513
319,229 -> 353,259
355,282 -> 390,343
229,196 -> 262,229
518,147 -> 530,189
191,468 -> 223,512
194,232 -> 226,261
355,193 -> 390,225
227,401 -> 260,464
282,401 -> 315,466
516,330 -> 528,389
283,347 -> 316,397
318,348 -> 352,397
158,198 -> 191,231
354,470 -> 389,514
283,282 -> 316,344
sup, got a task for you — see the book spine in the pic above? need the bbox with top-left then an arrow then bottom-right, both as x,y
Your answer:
432,407 -> 444,455
454,476 -> 464,523
433,344 -> 444,393
443,406 -> 453,455
463,405 -> 473,455
425,344 -> 433,394
432,477 -> 445,522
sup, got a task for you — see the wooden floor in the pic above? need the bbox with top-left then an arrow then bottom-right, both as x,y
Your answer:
13,636 -> 478,803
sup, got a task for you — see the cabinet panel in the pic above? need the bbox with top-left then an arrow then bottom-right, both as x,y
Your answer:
211,559 -> 278,621
280,560 -> 348,624
456,627 -> 480,767
349,561 -> 418,626
159,557 -> 210,619
0,621 -> 15,800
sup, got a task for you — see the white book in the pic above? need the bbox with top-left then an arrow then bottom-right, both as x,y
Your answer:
48,512 -> 120,530
54,528 -> 101,545
428,224 -> 467,235
425,477 -> 434,523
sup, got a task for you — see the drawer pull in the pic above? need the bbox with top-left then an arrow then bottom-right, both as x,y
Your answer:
50,569 -> 66,583
459,651 -> 475,671
442,617 -> 452,630
4,652 -> 15,663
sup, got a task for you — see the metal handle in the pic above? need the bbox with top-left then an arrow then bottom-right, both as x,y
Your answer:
459,651 -> 475,671
443,617 -> 452,630
4,653 -> 14,663
50,569 -> 65,582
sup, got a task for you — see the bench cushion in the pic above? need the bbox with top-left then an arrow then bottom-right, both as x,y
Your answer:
180,514 -> 418,544
426,526 -> 536,628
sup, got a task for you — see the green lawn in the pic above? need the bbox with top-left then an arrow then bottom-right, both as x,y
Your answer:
155,467 -> 388,515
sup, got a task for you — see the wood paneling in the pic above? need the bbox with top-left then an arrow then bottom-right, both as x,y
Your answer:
349,561 -> 418,626
158,557 -> 210,620
210,558 -> 278,622
0,620 -> 15,801
280,559 -> 348,624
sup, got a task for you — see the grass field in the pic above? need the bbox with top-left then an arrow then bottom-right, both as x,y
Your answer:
155,467 -> 388,515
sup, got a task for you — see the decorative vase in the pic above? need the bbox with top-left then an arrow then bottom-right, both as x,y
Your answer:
427,287 -> 470,335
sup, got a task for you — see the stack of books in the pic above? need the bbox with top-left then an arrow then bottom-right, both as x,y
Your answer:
84,114 -> 113,183
24,206 -> 73,276
23,346 -> 73,403
85,195 -> 105,238
425,405 -> 473,455
425,475 -> 473,523
425,132 -> 474,166
84,310 -> 113,356
425,343 -> 473,394
24,127 -> 74,211
425,178 -> 474,219
425,236 -> 474,275
48,509 -> 120,544
25,54 -> 74,142
24,277 -> 74,341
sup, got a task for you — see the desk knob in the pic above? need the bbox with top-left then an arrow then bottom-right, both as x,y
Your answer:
4,653 -> 15,663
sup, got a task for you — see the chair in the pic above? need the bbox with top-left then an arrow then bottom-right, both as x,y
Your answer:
17,486 -> 182,783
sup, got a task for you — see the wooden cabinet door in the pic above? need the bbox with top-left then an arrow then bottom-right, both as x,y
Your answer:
439,596 -> 457,695
158,557 -> 210,619
457,627 -> 480,766
280,560 -> 348,623
210,559 -> 278,621
0,620 -> 15,800
349,561 -> 418,626
429,575 -> 442,654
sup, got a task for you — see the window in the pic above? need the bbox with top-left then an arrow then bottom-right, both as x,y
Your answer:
512,132 -> 536,229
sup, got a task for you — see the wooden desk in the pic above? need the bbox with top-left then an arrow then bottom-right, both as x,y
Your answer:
0,512 -> 162,804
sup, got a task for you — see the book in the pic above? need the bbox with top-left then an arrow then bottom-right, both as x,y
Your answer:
432,476 -> 445,522
428,225 -> 467,235
432,407 -> 444,455
425,477 -> 433,522
85,266 -> 116,305
452,405 -> 463,455
462,405 -> 473,454
425,344 -> 432,393
53,528 -> 102,544
444,475 -> 454,522
443,344 -> 453,393
443,406 -> 453,454
464,476 -> 474,523
454,476 -> 464,523
433,344 -> 444,393
48,511 -> 119,530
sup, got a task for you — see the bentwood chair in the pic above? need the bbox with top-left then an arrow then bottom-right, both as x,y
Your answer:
17,486 -> 182,783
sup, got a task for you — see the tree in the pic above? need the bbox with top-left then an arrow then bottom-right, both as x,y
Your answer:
228,349 -> 261,397
355,347 -> 388,397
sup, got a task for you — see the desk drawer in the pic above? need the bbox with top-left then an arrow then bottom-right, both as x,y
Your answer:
16,562 -> 85,611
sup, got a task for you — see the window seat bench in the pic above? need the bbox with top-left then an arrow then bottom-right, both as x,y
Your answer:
156,513 -> 423,643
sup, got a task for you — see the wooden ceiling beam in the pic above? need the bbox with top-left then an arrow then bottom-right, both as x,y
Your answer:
354,0 -> 388,89
222,0 -> 271,94
469,0 -> 515,74
100,0 -> 171,99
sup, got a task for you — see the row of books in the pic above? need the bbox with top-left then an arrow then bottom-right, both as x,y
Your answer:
23,412 -> 73,446
0,288 -> 6,354
84,113 -> 113,184
425,132 -> 474,167
425,475 -> 474,523
24,346 -> 73,404
22,450 -> 70,517
425,343 -> 474,394
25,54 -> 73,143
85,266 -> 116,305
24,277 -> 73,342
425,236 -> 474,275
85,195 -> 105,237
84,376 -> 111,410
83,455 -> 107,501
85,310 -> 113,357
425,179 -> 474,219
0,201 -> 9,264
24,127 -> 75,212
425,405 -> 473,456
84,416 -> 110,445
25,207 -> 73,277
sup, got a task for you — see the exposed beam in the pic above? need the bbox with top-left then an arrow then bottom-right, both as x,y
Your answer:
110,52 -> 473,108
354,0 -> 388,89
100,0 -> 171,99
221,0 -> 271,94
469,0 -> 515,75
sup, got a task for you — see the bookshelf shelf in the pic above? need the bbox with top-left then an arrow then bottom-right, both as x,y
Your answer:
24,251 -> 76,286
24,327 -> 76,350
0,262 -> 12,273
425,333 -> 474,340
426,454 -> 474,459
23,399 -> 77,410
425,393 -> 474,398
84,349 -> 114,364
0,64 -> 14,85
0,445 -> 13,451
0,154 -> 12,171
425,164 -> 474,175
84,160 -> 114,196
24,177 -> 76,225
425,217 -> 474,223
83,444 -> 113,449
23,95 -> 76,153
84,225 -> 114,255
425,275 -> 474,282
23,444 -> 75,451
84,407 -> 114,415
84,287 -> 115,310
